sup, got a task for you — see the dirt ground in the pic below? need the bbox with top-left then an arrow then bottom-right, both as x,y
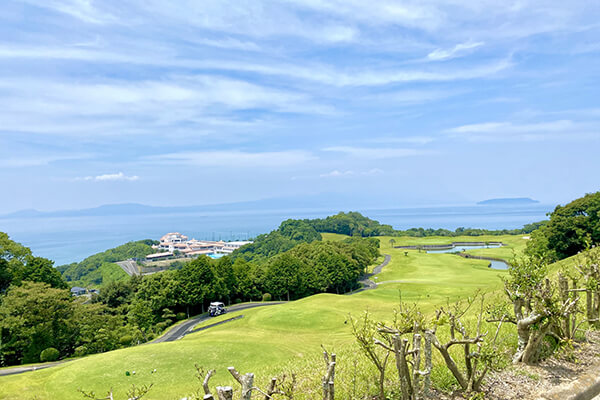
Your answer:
430,330 -> 600,399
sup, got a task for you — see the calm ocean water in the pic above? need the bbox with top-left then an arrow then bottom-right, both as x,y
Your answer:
0,204 -> 552,266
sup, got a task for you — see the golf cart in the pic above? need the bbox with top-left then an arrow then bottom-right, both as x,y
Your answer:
208,301 -> 227,317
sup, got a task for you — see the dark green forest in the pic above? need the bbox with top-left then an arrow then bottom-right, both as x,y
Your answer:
0,221 -> 378,367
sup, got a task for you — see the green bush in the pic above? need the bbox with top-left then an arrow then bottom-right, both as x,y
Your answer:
234,298 -> 242,304
176,312 -> 187,321
119,335 -> 133,346
74,346 -> 87,357
155,321 -> 168,332
40,347 -> 60,362
262,293 -> 272,302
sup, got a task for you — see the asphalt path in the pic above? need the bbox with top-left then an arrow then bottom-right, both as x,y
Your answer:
348,254 -> 391,294
150,301 -> 285,343
116,260 -> 139,276
0,360 -> 68,377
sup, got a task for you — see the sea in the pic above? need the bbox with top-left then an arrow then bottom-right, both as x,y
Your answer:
0,204 -> 552,266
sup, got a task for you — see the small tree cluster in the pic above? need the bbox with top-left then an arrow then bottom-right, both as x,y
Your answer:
574,249 -> 600,328
351,294 -> 502,398
489,255 -> 581,364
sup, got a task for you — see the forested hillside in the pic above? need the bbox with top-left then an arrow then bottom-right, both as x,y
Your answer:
0,224 -> 379,366
56,240 -> 157,287
284,211 -> 547,238
232,219 -> 322,262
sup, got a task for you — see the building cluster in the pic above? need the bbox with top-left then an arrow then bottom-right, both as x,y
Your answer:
145,232 -> 251,262
70,287 -> 100,297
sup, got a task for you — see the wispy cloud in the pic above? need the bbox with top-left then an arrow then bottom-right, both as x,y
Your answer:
77,172 -> 139,182
0,45 -> 512,87
445,119 -> 600,141
447,120 -> 576,134
319,168 -> 383,178
19,0 -> 117,24
322,146 -> 430,159
365,136 -> 435,145
0,75 -> 331,138
427,41 -> 484,61
147,150 -> 315,168
0,153 -> 91,168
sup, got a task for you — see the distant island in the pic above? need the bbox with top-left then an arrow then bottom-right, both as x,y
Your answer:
477,197 -> 539,205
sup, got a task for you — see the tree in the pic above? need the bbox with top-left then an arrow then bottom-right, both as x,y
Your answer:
177,256 -> 216,314
527,192 -> 600,261
134,271 -> 180,318
265,253 -> 304,301
0,258 -> 11,293
98,280 -> 134,310
232,259 -> 261,302
74,302 -> 125,354
16,256 -> 68,289
0,232 -> 32,265
213,257 -> 237,305
0,282 -> 76,365
389,238 -> 396,248
350,310 -> 390,399
491,256 -> 579,364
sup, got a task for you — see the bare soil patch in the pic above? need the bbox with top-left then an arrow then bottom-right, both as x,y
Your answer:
429,330 -> 600,399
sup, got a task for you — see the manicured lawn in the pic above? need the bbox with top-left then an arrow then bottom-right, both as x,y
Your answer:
0,235 -> 525,400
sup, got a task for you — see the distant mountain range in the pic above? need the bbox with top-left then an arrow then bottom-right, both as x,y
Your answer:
0,195 -> 375,219
477,197 -> 539,205
1,196 -> 544,219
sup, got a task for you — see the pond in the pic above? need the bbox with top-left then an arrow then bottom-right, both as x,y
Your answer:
489,260 -> 509,270
426,244 -> 502,253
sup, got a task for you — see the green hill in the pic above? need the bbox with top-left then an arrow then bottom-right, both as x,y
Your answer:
57,240 -> 157,287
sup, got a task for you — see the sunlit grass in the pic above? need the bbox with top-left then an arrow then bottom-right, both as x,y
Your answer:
0,234 -> 535,400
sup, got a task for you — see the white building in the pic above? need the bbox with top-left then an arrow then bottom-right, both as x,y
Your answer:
151,233 -> 252,259
220,241 -> 252,254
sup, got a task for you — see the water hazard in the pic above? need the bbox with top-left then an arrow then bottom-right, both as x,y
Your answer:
426,244 -> 509,270
426,244 -> 502,253
488,260 -> 509,270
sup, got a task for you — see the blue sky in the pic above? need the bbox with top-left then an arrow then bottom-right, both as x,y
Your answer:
1,0 -> 599,212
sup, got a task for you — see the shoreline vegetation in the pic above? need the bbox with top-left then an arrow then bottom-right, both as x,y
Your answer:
0,191 -> 598,399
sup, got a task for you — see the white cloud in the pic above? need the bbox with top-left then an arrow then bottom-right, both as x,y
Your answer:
447,120 -> 576,134
147,150 -> 315,168
427,41 -> 484,61
367,89 -> 456,105
18,0 -> 116,24
0,153 -> 92,168
0,45 -> 512,87
366,136 -> 435,145
0,75 -> 332,138
322,146 -> 429,159
320,170 -> 355,178
78,172 -> 139,181
319,168 -> 384,178
445,119 -> 600,141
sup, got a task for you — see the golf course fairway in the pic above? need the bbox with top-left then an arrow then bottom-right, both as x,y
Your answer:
0,235 -> 526,399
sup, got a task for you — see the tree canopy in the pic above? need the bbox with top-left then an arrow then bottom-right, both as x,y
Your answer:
526,191 -> 600,261
0,233 -> 67,290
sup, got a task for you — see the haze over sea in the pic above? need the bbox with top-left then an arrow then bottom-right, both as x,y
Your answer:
0,203 -> 551,266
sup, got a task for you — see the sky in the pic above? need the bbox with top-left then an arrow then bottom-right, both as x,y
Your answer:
1,0 -> 599,213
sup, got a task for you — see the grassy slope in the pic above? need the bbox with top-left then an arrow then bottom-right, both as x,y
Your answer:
0,234 -> 527,400
68,262 -> 128,288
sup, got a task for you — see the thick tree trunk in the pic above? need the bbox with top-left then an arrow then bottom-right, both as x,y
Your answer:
558,275 -> 570,337
392,335 -> 412,400
431,339 -> 468,390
